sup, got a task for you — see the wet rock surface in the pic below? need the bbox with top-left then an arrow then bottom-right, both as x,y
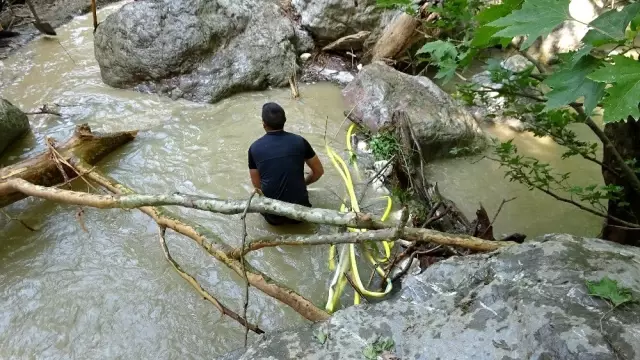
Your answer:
469,55 -> 536,132
0,98 -> 30,155
94,0 -> 304,103
292,0 -> 384,43
221,234 -> 640,359
343,62 -> 488,160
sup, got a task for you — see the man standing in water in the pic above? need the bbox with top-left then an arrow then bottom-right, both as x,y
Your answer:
248,102 -> 324,225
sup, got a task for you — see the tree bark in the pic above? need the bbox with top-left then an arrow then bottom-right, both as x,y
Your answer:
601,117 -> 640,245
233,227 -> 512,258
0,124 -> 137,208
0,178 -> 388,230
368,13 -> 421,63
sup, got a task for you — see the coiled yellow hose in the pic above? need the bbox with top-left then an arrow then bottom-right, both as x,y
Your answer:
323,124 -> 394,311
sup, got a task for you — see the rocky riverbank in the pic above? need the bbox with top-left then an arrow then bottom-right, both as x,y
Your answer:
222,234 -> 640,360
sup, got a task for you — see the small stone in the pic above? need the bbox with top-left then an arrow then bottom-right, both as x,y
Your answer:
300,53 -> 312,62
333,71 -> 354,84
373,160 -> 392,178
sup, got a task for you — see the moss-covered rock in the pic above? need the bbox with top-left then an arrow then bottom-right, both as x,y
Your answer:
343,62 -> 489,161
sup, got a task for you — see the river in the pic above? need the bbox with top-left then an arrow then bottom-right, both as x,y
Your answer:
0,2 -> 603,358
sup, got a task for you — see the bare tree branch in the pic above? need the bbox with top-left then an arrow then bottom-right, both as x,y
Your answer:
157,226 -> 264,334
240,190 -> 258,347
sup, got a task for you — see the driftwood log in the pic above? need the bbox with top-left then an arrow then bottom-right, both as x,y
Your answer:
0,124 -> 137,208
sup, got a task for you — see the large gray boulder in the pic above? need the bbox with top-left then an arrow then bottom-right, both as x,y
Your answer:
0,99 -> 30,155
94,0 -> 307,103
223,234 -> 640,359
343,62 -> 488,160
292,0 -> 388,43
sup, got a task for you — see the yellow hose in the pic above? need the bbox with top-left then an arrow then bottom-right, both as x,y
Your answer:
346,123 -> 361,181
324,124 -> 395,310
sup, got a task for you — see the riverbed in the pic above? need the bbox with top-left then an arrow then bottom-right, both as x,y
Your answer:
0,2 -> 603,358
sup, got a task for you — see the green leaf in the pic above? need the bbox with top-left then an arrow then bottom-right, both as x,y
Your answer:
313,328 -> 327,345
586,277 -> 635,307
582,2 -> 640,46
472,0 -> 524,47
588,55 -> 640,123
417,40 -> 458,61
562,44 -> 594,68
475,0 -> 524,25
362,346 -> 378,360
543,56 -> 605,115
434,58 -> 459,84
488,0 -> 570,49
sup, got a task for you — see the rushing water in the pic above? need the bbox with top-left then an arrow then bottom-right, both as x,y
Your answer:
0,2 -> 603,358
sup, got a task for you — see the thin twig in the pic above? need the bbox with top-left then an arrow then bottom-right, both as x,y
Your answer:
24,105 -> 61,116
480,197 -> 517,238
157,226 -> 264,334
358,155 -> 396,204
473,88 -> 546,102
333,106 -> 357,140
240,189 -> 258,347
1,209 -> 36,231
344,272 -> 368,303
518,50 -> 548,75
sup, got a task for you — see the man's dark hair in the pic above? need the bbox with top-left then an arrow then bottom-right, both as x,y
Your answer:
262,102 -> 286,130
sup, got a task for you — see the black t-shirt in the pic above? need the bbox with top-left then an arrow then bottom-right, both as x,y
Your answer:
248,130 -> 316,205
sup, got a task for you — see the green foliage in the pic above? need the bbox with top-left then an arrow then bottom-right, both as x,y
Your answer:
588,55 -> 640,123
363,337 -> 395,360
494,140 -> 623,211
582,2 -> 640,46
369,132 -> 399,161
488,0 -> 570,49
425,0 -> 483,35
543,56 -> 606,116
586,277 -> 636,307
417,40 -> 460,82
391,186 -> 412,205
382,0 -> 640,222
375,0 -> 418,15
472,0 -> 523,47
313,328 -> 328,345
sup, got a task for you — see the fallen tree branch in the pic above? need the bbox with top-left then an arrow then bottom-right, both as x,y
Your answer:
157,226 -> 264,334
24,104 -> 61,116
231,225 -> 512,259
76,165 -> 330,322
0,124 -> 137,208
0,178 -> 387,229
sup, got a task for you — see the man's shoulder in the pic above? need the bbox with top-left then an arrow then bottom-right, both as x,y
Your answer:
249,135 -> 269,149
283,131 -> 307,143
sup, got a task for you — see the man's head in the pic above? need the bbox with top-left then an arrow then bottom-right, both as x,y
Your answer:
262,102 -> 286,131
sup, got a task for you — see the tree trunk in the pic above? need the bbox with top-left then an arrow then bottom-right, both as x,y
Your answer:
601,117 -> 640,245
367,13 -> 421,63
0,124 -> 137,208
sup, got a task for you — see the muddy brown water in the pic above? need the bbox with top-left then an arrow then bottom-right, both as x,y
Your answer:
0,2 -> 603,358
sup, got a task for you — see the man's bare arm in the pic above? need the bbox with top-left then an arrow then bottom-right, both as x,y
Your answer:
249,169 -> 261,190
305,155 -> 324,185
